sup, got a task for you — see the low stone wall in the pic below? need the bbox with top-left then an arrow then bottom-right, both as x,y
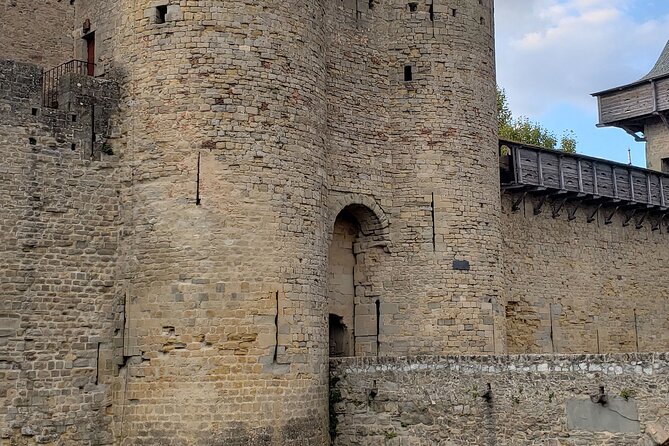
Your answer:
330,354 -> 669,445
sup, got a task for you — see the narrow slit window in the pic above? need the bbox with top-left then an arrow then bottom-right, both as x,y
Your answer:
155,5 -> 167,24
451,8 -> 457,17
404,65 -> 413,82
662,157 -> 669,174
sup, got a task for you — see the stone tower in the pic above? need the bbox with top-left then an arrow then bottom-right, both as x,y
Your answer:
594,40 -> 669,171
2,0 -> 500,443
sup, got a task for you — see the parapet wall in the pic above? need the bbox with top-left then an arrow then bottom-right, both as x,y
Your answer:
502,193 -> 669,354
330,354 -> 669,445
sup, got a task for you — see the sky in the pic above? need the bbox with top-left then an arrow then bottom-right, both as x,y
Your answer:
495,0 -> 669,166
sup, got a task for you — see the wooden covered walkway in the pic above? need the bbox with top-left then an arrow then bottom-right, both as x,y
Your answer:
500,139 -> 669,229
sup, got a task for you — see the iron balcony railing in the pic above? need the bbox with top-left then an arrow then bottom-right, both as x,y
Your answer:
42,59 -> 94,108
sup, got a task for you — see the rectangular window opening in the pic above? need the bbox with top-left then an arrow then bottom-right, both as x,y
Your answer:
451,8 -> 457,17
404,65 -> 413,82
662,157 -> 669,174
408,2 -> 418,12
31,108 -> 38,116
155,5 -> 167,24
71,114 -> 77,122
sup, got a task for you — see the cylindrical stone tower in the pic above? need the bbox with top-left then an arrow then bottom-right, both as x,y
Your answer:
82,0 -> 330,444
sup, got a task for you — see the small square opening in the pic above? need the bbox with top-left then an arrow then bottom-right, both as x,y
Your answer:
661,157 -> 669,174
29,137 -> 36,145
404,65 -> 413,82
408,2 -> 418,12
71,143 -> 77,151
31,108 -> 38,116
155,5 -> 167,24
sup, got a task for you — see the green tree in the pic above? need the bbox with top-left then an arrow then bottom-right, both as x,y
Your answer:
497,86 -> 576,153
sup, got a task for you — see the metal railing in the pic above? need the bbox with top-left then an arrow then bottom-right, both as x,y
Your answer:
42,60 -> 94,108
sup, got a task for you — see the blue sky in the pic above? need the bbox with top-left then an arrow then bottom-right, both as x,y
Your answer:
495,0 -> 669,166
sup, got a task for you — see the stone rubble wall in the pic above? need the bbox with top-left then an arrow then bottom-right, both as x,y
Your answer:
502,193 -> 669,354
330,354 -> 669,445
0,59 -> 121,444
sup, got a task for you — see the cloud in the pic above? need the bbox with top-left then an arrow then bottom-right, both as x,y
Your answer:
495,0 -> 669,117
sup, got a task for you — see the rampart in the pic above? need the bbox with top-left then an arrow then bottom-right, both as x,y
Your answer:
0,59 -> 121,444
330,354 -> 669,445
503,193 -> 669,354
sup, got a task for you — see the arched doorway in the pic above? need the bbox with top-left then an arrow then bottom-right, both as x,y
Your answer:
326,201 -> 390,358
327,212 -> 357,357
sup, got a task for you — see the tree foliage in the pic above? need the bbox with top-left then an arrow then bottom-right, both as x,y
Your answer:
497,86 -> 576,153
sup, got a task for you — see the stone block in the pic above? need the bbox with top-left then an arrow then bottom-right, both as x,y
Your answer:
646,419 -> 669,445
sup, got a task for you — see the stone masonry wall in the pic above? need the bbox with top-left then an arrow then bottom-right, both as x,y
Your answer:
323,0 -> 503,358
331,354 -> 669,445
0,0 -> 75,68
0,59 -> 120,444
645,121 -> 669,172
503,193 -> 669,354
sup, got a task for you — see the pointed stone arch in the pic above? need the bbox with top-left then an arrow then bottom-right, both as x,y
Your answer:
327,192 -> 391,249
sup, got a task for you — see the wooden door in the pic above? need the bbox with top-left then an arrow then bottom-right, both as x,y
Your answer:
85,33 -> 95,76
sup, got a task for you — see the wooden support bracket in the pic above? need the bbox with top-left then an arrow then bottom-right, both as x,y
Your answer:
622,208 -> 637,227
511,192 -> 527,212
587,203 -> 603,223
652,213 -> 667,232
568,200 -> 582,221
635,211 -> 648,230
604,205 -> 619,225
534,195 -> 548,215
552,197 -> 568,219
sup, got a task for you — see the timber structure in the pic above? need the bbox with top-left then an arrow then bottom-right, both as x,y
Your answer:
593,40 -> 669,172
501,139 -> 669,227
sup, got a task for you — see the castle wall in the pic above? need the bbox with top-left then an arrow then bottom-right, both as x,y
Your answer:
330,354 -> 669,445
502,193 -> 669,354
0,60 -> 121,444
0,0 -> 75,68
645,120 -> 669,172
